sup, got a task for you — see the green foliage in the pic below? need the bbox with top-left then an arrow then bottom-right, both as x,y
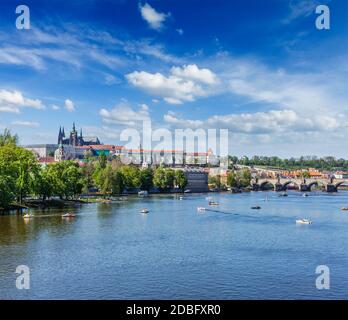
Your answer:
227,169 -> 252,188
209,175 -> 222,188
139,168 -> 154,191
229,155 -> 348,171
0,128 -> 18,147
174,170 -> 187,189
119,166 -> 140,189
0,175 -> 15,208
153,168 -> 175,191
0,144 -> 39,204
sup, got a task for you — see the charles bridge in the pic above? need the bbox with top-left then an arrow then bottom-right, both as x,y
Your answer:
251,177 -> 347,192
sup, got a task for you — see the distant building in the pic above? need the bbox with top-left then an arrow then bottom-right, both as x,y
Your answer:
54,144 -> 86,162
180,168 -> 209,192
334,171 -> 348,179
58,123 -> 101,146
23,144 -> 58,158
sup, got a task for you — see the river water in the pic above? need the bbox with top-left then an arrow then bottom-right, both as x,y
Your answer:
0,191 -> 348,299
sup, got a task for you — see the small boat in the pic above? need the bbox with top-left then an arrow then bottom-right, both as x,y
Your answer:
197,207 -> 206,212
138,190 -> 149,196
303,193 -> 309,197
251,206 -> 261,210
23,213 -> 34,219
140,208 -> 149,214
179,196 -> 183,200
280,192 -> 288,197
62,213 -> 76,218
341,207 -> 348,211
184,189 -> 191,193
208,201 -> 219,206
296,218 -> 312,225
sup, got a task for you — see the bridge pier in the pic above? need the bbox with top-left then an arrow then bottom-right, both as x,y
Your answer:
251,183 -> 260,191
275,183 -> 284,192
300,184 -> 310,192
326,184 -> 338,193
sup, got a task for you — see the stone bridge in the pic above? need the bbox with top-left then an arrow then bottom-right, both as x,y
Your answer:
252,177 -> 347,192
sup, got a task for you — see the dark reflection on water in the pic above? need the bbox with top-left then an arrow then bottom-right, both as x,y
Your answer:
1,191 -> 348,299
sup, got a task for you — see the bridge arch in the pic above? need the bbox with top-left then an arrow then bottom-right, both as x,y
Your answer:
260,181 -> 274,190
308,181 -> 319,190
335,181 -> 347,188
282,180 -> 300,190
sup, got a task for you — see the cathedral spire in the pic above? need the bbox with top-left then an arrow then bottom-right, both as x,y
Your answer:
80,128 -> 83,138
58,126 -> 62,144
73,122 -> 76,132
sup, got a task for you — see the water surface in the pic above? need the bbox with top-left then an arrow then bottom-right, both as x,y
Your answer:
1,191 -> 348,299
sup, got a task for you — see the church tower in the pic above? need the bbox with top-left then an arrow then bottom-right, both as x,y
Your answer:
58,126 -> 63,144
69,122 -> 78,146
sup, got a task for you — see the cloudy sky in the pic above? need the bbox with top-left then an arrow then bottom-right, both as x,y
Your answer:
0,0 -> 347,157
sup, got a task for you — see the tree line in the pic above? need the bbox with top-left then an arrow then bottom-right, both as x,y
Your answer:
0,130 -> 187,210
229,155 -> 348,171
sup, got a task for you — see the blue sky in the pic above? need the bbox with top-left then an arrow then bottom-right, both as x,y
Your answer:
0,0 -> 347,157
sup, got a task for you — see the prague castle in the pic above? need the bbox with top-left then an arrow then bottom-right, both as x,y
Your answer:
58,123 -> 101,146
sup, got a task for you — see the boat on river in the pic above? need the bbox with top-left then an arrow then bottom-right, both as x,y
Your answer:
140,208 -> 149,214
251,206 -> 261,210
23,213 -> 34,219
138,190 -> 149,196
296,218 -> 312,225
197,207 -> 206,212
208,201 -> 219,206
62,213 -> 76,218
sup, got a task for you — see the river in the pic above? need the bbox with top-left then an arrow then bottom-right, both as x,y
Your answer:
0,191 -> 348,299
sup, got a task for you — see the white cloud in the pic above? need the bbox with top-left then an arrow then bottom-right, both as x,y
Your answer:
176,28 -> 184,35
283,0 -> 322,23
163,109 -> 344,135
104,73 -> 121,85
139,3 -> 169,31
0,89 -> 45,113
64,99 -> 75,112
12,120 -> 40,127
51,104 -> 60,110
99,102 -> 150,126
171,64 -> 218,85
126,64 -> 219,104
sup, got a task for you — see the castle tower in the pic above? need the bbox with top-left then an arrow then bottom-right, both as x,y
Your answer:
69,123 -> 78,146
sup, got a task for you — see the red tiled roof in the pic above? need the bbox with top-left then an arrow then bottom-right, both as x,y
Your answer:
38,157 -> 55,163
77,145 -> 124,150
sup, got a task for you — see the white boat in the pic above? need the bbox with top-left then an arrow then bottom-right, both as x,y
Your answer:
138,190 -> 149,196
341,207 -> 348,211
303,193 -> 309,197
208,201 -> 219,206
140,208 -> 149,214
23,213 -> 33,219
296,218 -> 312,225
179,196 -> 183,200
184,189 -> 191,193
197,207 -> 206,212
62,212 -> 76,218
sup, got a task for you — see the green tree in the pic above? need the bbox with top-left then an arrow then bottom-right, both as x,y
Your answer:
112,170 -> 124,195
139,168 -> 154,191
0,128 -> 18,146
174,170 -> 187,189
0,175 -> 15,209
153,168 -> 175,191
120,166 -> 140,189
